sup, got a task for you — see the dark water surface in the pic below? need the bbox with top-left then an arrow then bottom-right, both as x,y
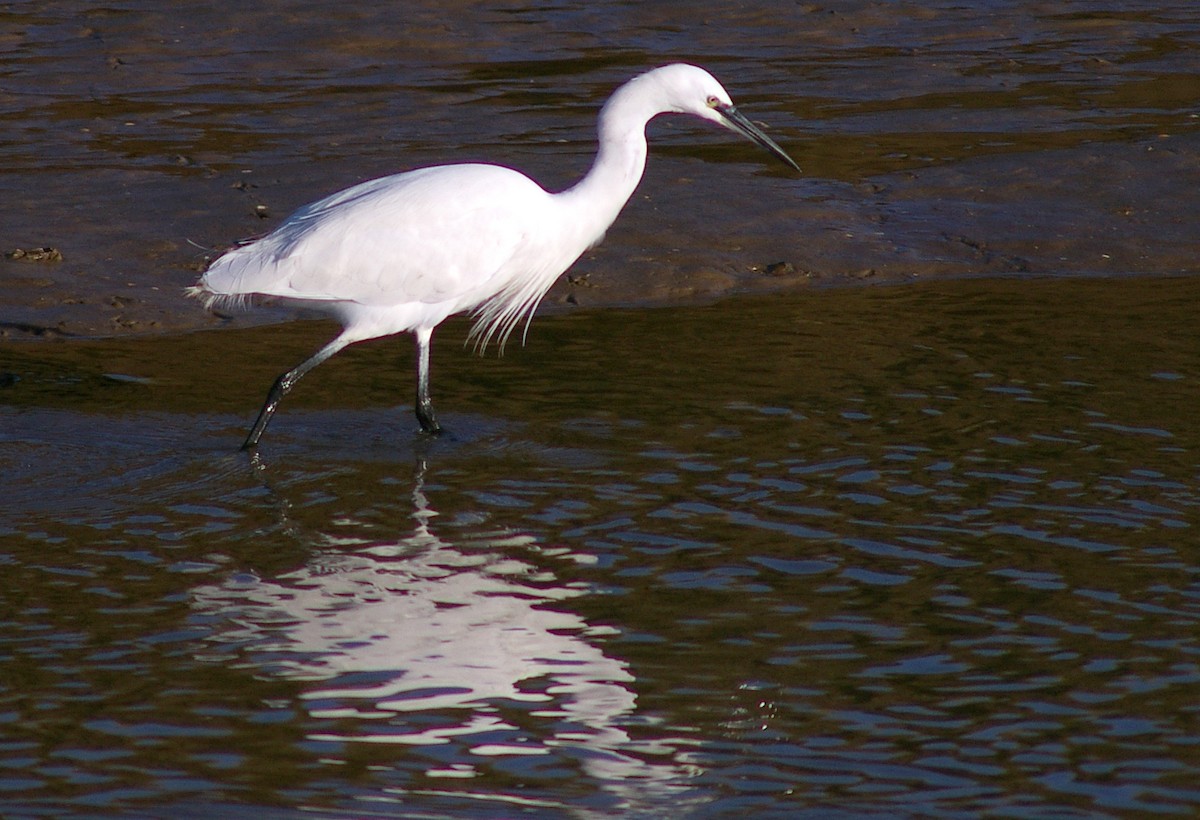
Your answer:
2,1 -> 1199,335
3,1 -> 1200,817
2,275 -> 1199,817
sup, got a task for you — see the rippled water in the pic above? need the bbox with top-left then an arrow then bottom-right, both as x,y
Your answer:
3,276 -> 1199,816
4,0 -> 1200,815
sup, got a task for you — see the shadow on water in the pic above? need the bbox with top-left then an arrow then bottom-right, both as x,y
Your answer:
2,275 -> 1200,816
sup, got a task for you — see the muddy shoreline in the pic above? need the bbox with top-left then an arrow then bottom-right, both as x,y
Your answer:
3,2 -> 1197,341
4,129 -> 1195,342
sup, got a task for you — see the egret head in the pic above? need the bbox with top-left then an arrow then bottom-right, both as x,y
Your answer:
645,63 -> 800,172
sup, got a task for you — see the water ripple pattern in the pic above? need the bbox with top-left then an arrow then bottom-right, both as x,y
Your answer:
2,277 -> 1198,816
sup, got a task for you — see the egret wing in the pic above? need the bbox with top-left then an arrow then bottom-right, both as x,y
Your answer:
204,165 -> 552,309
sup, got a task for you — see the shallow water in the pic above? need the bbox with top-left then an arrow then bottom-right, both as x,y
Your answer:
2,275 -> 1199,817
2,0 -> 1199,335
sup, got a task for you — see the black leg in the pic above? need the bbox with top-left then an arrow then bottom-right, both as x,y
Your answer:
414,327 -> 442,435
241,336 -> 350,450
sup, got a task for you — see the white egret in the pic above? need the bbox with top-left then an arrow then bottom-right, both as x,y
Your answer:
188,63 -> 798,449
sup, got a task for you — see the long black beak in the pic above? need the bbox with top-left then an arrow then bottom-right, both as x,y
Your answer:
715,104 -> 800,172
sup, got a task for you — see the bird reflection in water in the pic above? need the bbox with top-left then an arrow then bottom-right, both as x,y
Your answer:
190,461 -> 696,804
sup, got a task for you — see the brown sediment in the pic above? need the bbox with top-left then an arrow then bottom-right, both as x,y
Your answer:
4,131 -> 1196,341
2,2 -> 1196,341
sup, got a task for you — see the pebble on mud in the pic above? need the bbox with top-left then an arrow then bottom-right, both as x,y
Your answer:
6,247 -> 63,263
762,261 -> 796,277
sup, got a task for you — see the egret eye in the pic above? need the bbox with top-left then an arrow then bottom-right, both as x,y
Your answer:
706,95 -> 721,108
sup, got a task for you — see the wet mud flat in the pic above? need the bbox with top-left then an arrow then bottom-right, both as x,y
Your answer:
2,1 -> 1198,339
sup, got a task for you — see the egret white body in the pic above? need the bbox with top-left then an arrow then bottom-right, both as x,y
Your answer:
189,63 -> 798,449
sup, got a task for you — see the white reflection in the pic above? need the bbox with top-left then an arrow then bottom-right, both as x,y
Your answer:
191,462 -> 694,807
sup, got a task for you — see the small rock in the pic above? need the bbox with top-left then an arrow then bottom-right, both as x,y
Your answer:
6,247 -> 63,263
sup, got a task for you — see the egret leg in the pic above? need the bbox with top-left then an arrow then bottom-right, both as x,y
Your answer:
414,326 -> 442,435
241,336 -> 350,450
